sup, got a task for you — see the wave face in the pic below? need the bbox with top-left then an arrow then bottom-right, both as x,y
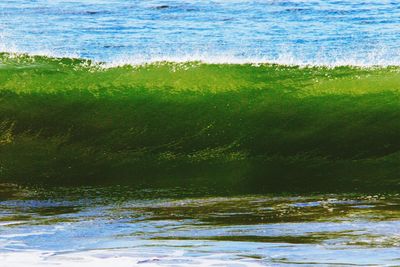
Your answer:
0,53 -> 399,192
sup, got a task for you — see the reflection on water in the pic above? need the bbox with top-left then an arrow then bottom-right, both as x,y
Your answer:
0,184 -> 399,266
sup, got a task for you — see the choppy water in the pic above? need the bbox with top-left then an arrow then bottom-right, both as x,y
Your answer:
1,0 -> 400,65
1,185 -> 400,266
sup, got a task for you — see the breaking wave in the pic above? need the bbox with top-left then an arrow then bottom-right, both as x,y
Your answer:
0,53 -> 399,192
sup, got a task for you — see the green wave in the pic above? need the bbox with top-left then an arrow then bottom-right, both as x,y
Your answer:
0,53 -> 399,192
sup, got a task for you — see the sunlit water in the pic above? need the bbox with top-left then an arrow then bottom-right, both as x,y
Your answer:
1,1 -> 400,266
0,185 -> 399,266
1,0 -> 400,65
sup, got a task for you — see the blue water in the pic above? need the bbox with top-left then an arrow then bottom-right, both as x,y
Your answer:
1,0 -> 400,65
1,186 -> 400,266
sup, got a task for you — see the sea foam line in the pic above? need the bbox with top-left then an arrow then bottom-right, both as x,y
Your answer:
1,45 -> 400,68
103,48 -> 400,68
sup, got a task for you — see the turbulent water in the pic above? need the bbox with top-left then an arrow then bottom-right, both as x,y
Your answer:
1,185 -> 400,266
1,0 -> 400,266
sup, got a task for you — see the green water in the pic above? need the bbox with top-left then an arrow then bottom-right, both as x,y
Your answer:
0,53 -> 399,191
1,53 -> 399,266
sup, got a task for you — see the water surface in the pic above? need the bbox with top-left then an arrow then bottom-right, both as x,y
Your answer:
1,0 -> 400,65
1,1 -> 400,266
1,185 -> 399,266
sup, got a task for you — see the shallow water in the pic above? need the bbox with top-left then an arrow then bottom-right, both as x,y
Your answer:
1,185 -> 399,266
1,0 -> 400,65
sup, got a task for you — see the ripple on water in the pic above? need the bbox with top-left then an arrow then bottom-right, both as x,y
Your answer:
0,186 -> 399,265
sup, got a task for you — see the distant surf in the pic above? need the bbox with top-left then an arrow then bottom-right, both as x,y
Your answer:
1,0 -> 400,67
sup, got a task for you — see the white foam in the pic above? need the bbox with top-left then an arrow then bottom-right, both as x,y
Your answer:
1,34 -> 399,68
98,49 -> 400,68
0,249 -> 265,267
0,32 -> 80,60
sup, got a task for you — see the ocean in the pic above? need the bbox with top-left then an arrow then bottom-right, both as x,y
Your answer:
1,0 -> 400,65
0,0 -> 400,266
